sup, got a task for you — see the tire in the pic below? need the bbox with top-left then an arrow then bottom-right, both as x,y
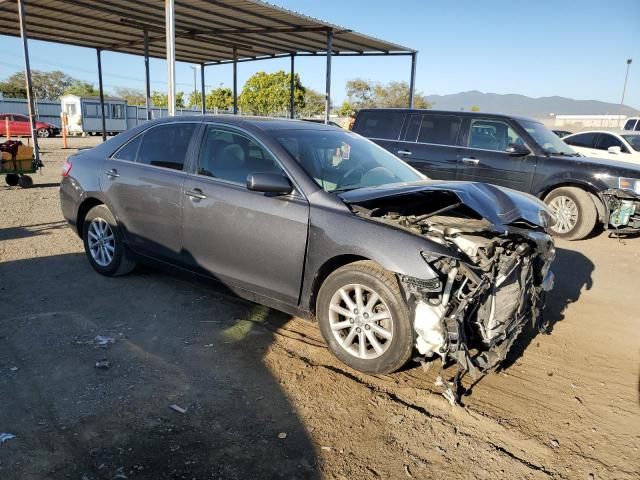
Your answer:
544,187 -> 597,240
37,128 -> 50,138
316,260 -> 414,374
5,173 -> 19,186
82,204 -> 136,276
18,175 -> 33,188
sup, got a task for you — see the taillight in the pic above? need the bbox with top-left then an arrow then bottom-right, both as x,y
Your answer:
62,161 -> 72,177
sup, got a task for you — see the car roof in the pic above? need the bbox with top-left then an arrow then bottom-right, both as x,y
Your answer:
356,108 -> 538,124
147,114 -> 338,132
565,130 -> 640,136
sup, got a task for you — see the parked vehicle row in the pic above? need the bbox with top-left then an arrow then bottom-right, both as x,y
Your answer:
0,113 -> 59,138
353,109 -> 640,240
60,117 -> 555,398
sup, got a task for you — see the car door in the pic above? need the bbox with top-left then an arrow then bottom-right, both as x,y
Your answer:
101,121 -> 199,263
456,117 -> 536,191
395,113 -> 462,180
563,132 -> 600,158
181,124 -> 309,304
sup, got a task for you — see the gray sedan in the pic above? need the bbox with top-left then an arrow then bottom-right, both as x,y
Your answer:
60,116 -> 555,399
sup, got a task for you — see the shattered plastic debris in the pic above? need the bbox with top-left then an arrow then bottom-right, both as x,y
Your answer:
94,336 -> 115,348
168,404 -> 187,414
0,433 -> 16,443
278,432 -> 287,439
9,366 -> 18,372
95,359 -> 111,369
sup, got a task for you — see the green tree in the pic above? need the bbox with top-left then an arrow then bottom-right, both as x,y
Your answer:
238,71 -> 305,116
345,78 -> 375,109
114,87 -> 146,106
188,87 -> 234,111
300,89 -> 325,117
345,78 -> 431,110
0,70 -> 75,100
63,80 -> 100,97
151,90 -> 185,108
337,100 -> 353,117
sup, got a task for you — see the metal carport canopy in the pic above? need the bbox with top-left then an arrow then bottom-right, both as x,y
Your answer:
0,0 -> 415,62
0,0 -> 417,154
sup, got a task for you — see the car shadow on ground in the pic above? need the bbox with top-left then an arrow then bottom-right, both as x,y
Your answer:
500,246 -> 595,371
0,253 -> 320,479
0,220 -> 69,242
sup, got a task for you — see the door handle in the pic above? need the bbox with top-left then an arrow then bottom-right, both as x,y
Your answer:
397,150 -> 412,156
461,157 -> 480,165
185,188 -> 207,200
104,168 -> 119,178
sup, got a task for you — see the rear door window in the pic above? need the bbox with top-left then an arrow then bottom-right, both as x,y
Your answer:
136,123 -> 197,171
417,115 -> 462,146
354,111 -> 405,140
564,132 -> 598,148
623,119 -> 636,130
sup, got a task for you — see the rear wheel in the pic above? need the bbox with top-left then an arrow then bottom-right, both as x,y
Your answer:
545,187 -> 597,240
5,173 -> 19,186
18,175 -> 33,188
82,204 -> 136,276
317,260 -> 414,374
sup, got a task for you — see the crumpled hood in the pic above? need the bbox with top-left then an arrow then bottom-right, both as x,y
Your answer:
339,180 -> 553,229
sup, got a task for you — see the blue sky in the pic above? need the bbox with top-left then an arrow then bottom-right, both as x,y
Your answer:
0,0 -> 638,109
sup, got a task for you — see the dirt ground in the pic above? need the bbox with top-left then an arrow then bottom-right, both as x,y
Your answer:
0,136 -> 638,480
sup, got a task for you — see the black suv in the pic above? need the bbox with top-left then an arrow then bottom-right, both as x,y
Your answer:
353,109 -> 640,240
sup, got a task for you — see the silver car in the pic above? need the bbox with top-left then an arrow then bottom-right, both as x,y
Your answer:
60,116 -> 555,400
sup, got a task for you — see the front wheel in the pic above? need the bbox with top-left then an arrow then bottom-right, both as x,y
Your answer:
36,128 -> 50,138
82,204 -> 136,276
545,187 -> 597,240
316,261 -> 414,374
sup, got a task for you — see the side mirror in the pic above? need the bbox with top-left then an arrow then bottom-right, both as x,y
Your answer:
607,146 -> 621,154
505,143 -> 531,156
246,172 -> 293,195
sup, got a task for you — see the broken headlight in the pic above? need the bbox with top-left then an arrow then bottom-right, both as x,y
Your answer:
618,177 -> 640,195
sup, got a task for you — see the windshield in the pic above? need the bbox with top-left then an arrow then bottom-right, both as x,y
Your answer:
275,129 -> 424,193
520,120 -> 577,155
622,135 -> 640,152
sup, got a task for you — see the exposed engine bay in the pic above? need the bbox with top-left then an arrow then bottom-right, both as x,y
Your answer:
348,188 -> 555,403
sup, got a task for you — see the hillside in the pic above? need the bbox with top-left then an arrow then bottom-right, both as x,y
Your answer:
425,90 -> 640,117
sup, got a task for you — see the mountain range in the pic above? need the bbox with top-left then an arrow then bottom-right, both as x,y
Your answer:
425,90 -> 640,118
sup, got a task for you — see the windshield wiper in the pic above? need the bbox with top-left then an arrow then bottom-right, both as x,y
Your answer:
330,185 -> 361,194
544,150 -> 578,157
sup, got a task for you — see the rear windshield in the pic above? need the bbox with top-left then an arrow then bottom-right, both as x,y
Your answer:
353,111 -> 405,140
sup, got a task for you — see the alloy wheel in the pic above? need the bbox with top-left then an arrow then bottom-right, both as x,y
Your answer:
328,283 -> 393,360
548,195 -> 579,233
87,217 -> 115,267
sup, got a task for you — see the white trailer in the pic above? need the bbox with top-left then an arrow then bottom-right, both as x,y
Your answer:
60,95 -> 128,136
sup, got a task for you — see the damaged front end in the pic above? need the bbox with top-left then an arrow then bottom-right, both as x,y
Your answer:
602,188 -> 640,232
346,182 -> 555,402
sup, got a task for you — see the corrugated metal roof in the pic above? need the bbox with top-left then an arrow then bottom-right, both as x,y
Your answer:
0,0 -> 415,64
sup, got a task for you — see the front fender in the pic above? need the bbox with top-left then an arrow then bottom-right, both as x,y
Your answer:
300,205 -> 457,311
